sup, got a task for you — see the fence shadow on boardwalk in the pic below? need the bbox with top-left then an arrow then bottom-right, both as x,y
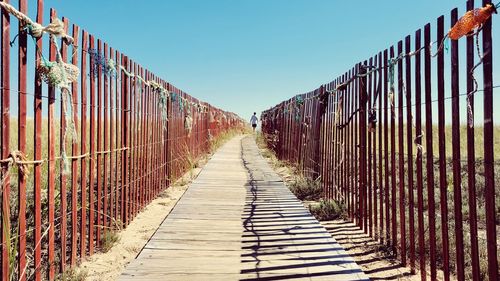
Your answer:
239,137 -> 368,281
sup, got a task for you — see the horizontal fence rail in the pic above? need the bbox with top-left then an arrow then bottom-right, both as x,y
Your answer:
0,0 -> 245,280
261,1 -> 498,280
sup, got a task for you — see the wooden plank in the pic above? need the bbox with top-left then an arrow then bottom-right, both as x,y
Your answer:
120,136 -> 369,281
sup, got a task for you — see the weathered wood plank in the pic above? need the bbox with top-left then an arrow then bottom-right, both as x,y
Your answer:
120,136 -> 368,280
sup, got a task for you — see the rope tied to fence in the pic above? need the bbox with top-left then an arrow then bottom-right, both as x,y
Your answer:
334,95 -> 343,126
185,114 -> 193,136
368,108 -> 377,132
0,151 -> 31,184
0,1 -> 82,175
158,88 -> 169,129
414,134 -> 425,154
0,2 -> 74,44
105,58 -> 116,76
37,56 -> 79,90
103,57 -> 173,124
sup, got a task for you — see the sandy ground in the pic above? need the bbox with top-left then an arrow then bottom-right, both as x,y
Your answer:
76,158 -> 208,281
321,220 -> 420,281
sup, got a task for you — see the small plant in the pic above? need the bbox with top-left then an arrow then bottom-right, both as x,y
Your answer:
289,175 -> 322,201
261,149 -> 273,159
100,230 -> 119,253
176,177 -> 190,187
309,199 -> 346,221
55,268 -> 87,281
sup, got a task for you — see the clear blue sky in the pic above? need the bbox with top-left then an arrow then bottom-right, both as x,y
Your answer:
40,0 -> 499,122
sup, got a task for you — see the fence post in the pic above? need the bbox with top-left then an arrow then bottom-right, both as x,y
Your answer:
358,64 -> 367,229
121,55 -> 129,225
481,0 -> 498,279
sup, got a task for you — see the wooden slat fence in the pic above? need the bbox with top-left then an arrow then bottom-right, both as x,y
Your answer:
261,1 -> 498,280
0,1 -> 244,280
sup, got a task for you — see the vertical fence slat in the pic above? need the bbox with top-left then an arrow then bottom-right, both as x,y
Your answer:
115,50 -> 121,223
415,28 -> 426,280
103,43 -> 109,236
359,64 -> 368,233
47,9 -> 57,280
383,49 -> 390,245
121,55 -> 129,225
481,1 -> 498,280
367,59 -> 373,236
70,23 -> 80,268
33,1 -> 44,279
128,61 -> 135,218
96,39 -> 103,247
80,30 -> 88,261
1,0 -> 11,277
465,1 -> 480,280
145,70 -> 151,206
424,23 -> 437,281
450,8 -> 465,281
140,68 -> 146,210
59,17 -> 69,273
354,66 -> 359,227
88,34 -> 96,256
405,35 -> 415,272
109,47 -> 115,232
437,15 -> 450,281
397,40 -> 406,264
378,51 -> 384,243
389,46 -> 397,255
17,0 -> 28,279
370,56 -> 376,238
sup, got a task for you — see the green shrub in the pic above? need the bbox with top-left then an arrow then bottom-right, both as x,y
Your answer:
289,176 -> 322,201
100,230 -> 119,253
309,199 -> 346,221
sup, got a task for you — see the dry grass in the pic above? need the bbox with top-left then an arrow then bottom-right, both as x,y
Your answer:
55,268 -> 88,281
361,123 -> 500,159
100,230 -> 120,253
308,199 -> 347,221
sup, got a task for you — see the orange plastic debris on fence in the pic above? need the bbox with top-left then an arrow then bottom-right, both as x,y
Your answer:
448,3 -> 496,39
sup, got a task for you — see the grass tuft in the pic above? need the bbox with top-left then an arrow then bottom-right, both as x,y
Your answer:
289,175 -> 322,201
55,268 -> 87,281
100,230 -> 119,253
308,199 -> 347,221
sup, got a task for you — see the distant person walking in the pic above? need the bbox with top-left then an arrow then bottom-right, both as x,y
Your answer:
250,112 -> 258,132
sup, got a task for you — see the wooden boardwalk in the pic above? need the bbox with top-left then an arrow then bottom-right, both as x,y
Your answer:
120,136 -> 369,280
